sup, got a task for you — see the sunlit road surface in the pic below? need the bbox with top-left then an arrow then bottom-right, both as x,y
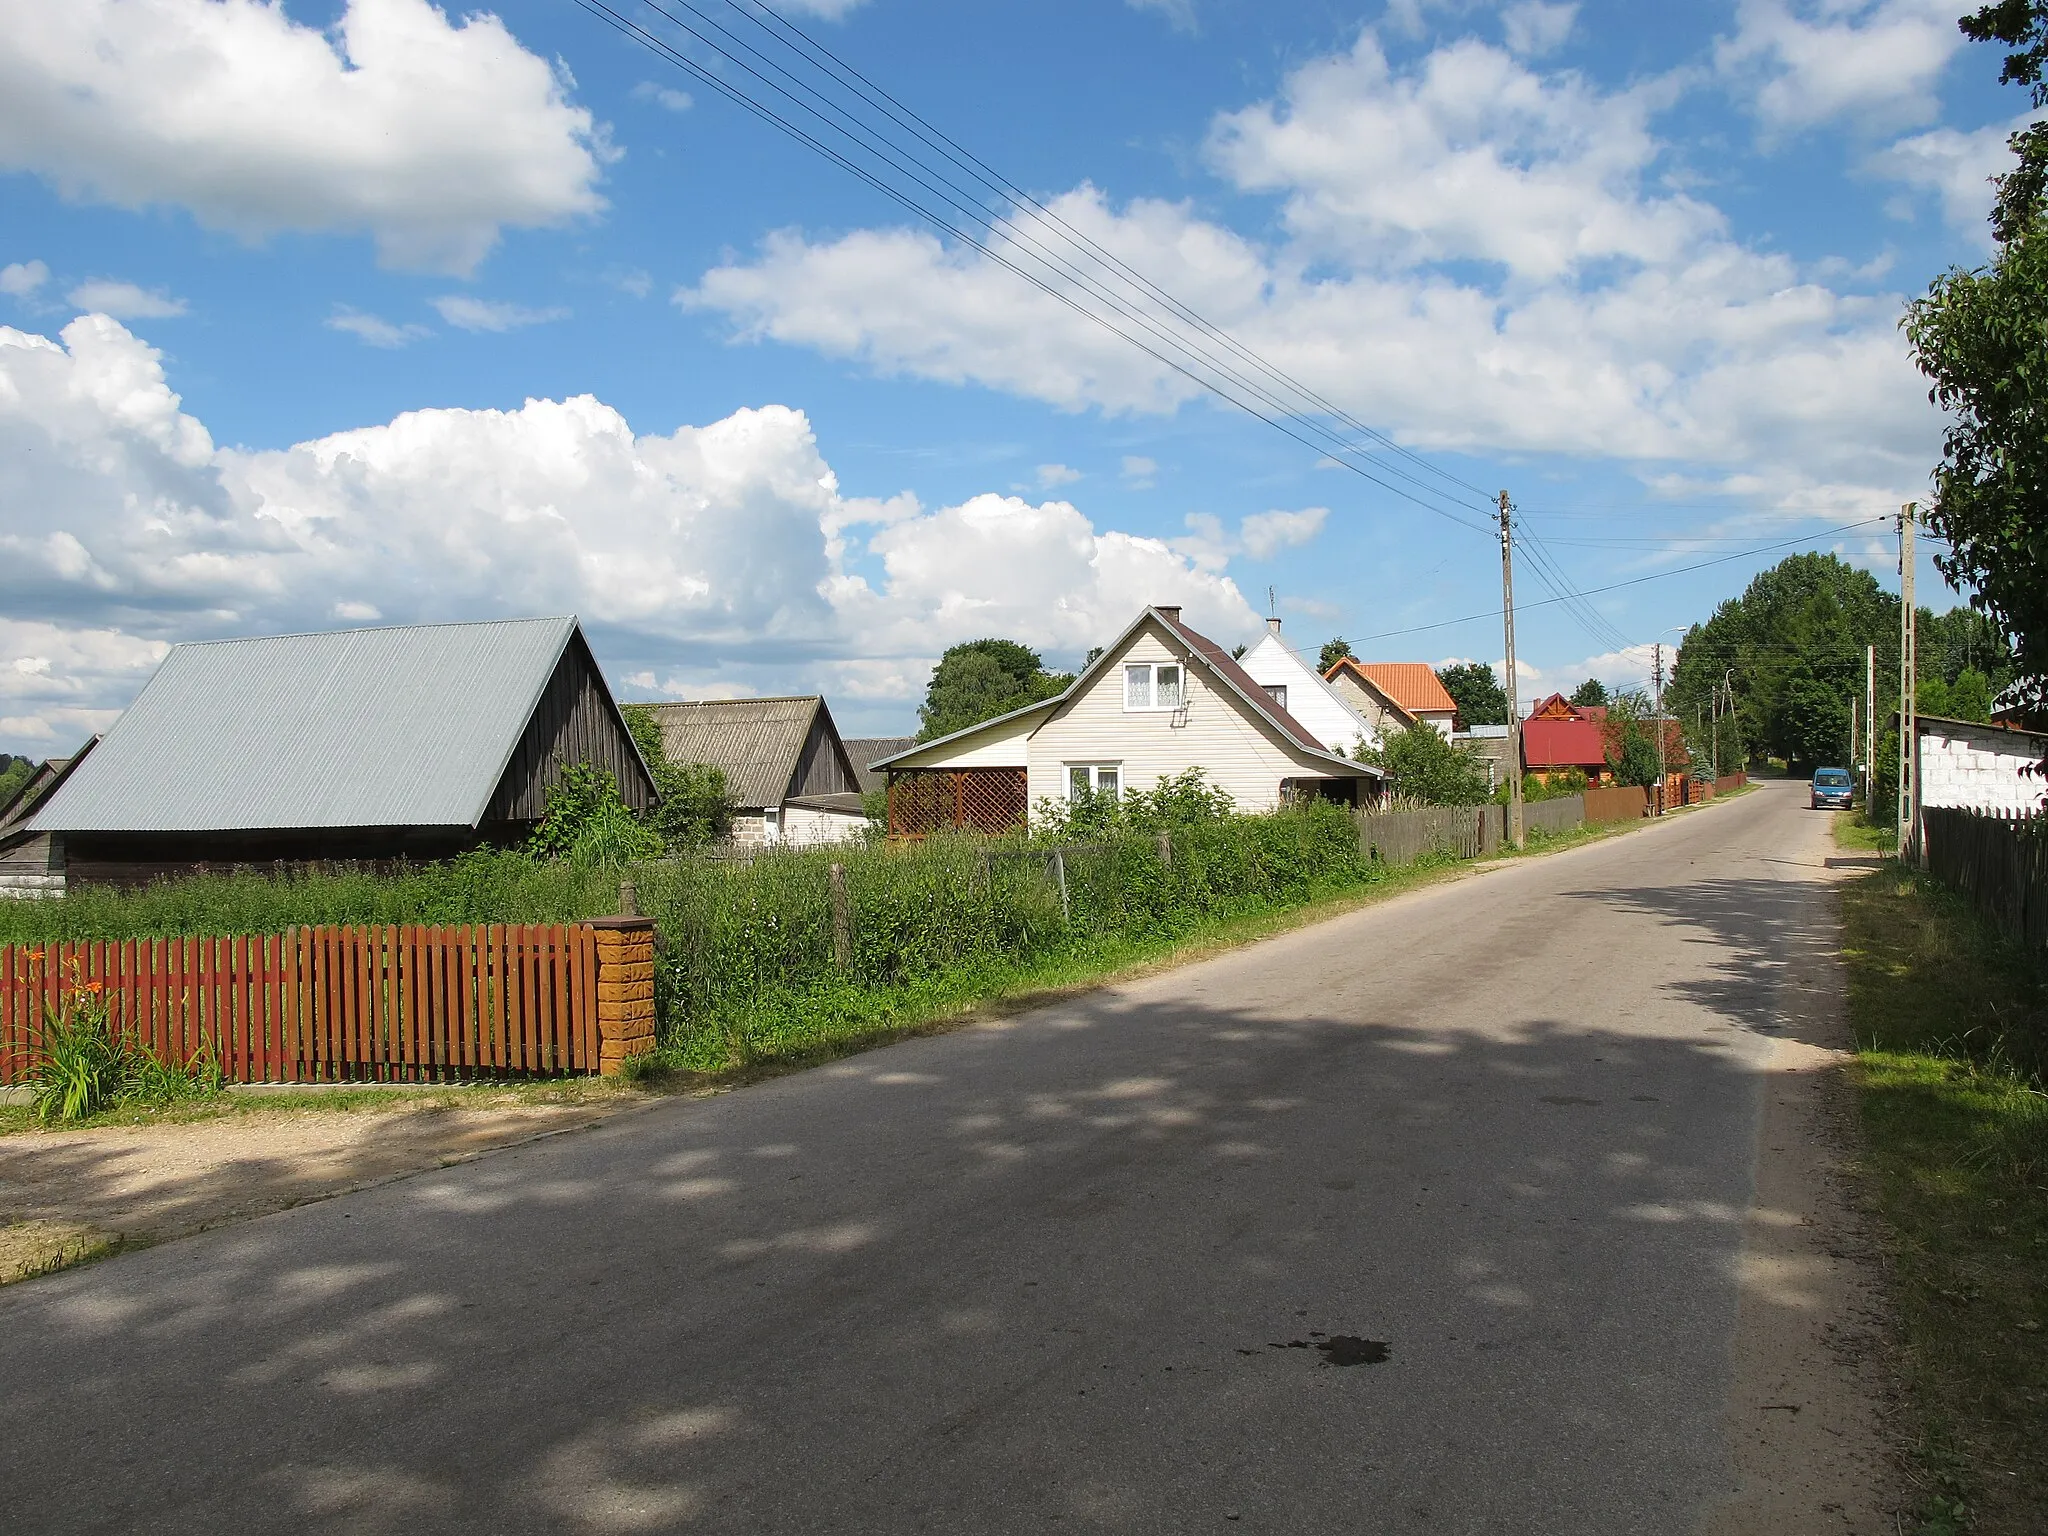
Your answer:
0,784 -> 1845,1533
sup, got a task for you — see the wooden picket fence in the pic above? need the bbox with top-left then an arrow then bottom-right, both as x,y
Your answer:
1923,808 -> 2048,952
0,924 -> 601,1085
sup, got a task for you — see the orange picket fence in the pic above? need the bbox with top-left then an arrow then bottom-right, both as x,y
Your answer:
0,924 -> 601,1085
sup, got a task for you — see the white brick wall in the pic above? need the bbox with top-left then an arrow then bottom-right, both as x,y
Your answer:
1918,721 -> 2048,815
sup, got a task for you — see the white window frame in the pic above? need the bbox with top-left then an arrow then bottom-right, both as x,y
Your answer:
1123,661 -> 1185,712
1066,762 -> 1122,801
1265,683 -> 1288,712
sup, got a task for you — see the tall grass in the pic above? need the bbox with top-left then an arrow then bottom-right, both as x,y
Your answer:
0,805 -> 1383,1072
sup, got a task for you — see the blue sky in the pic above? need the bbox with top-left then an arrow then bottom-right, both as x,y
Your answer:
0,0 -> 2023,751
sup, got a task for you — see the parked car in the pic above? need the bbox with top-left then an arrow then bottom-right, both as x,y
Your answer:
1810,767 -> 1854,810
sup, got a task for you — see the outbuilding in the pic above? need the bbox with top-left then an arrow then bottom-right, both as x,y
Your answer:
637,695 -> 866,846
27,616 -> 655,887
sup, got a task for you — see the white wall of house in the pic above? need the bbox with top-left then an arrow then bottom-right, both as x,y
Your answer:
1023,623 -> 1345,816
1413,709 -> 1457,739
783,804 -> 868,845
1239,630 -> 1375,755
1918,721 -> 2048,815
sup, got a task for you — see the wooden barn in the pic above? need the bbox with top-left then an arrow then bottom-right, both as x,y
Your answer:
26,616 -> 655,887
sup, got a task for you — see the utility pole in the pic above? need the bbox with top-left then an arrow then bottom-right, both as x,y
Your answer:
1652,642 -> 1666,815
1850,694 -> 1859,780
1499,490 -> 1524,850
1864,643 -> 1876,813
1897,504 -> 1917,861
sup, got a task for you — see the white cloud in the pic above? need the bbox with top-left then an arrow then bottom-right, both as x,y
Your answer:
1120,454 -> 1158,488
327,307 -> 433,348
1126,0 -> 1198,33
65,279 -> 187,319
431,295 -> 569,332
1207,32 -> 1711,279
686,34 -> 1940,511
777,0 -> 870,15
1,259 -> 48,297
630,81 -> 693,113
1869,118 -> 2024,243
1501,2 -> 1577,57
1716,0 -> 1965,133
1239,506 -> 1329,560
0,313 -> 1256,748
1036,462 -> 1083,487
0,0 -> 609,276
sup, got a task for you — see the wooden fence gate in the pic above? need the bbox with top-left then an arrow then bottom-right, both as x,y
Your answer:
0,924 -> 601,1084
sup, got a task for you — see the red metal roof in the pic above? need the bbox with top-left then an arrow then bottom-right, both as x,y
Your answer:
1521,717 -> 1609,770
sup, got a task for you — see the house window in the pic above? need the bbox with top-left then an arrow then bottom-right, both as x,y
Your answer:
1123,662 -> 1184,711
1067,763 -> 1121,801
1264,683 -> 1288,711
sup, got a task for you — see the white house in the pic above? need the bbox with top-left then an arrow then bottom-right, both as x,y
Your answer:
1237,618 -> 1379,757
874,606 -> 1384,834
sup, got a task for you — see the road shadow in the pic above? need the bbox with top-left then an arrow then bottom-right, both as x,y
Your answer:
0,976 -> 1789,1534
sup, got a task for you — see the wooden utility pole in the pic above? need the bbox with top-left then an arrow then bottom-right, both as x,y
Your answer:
1864,643 -> 1876,812
1897,504 -> 1917,859
1499,490 -> 1525,849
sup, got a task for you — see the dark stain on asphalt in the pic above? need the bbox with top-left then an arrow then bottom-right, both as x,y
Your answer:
1538,1095 -> 1602,1106
1268,1337 -> 1390,1366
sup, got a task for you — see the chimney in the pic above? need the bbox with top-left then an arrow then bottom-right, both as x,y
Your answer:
1266,616 -> 1283,635
1155,605 -> 1182,623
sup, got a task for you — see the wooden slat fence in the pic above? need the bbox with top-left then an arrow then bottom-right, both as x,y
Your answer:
0,924 -> 600,1085
1923,808 -> 2048,952
1583,785 -> 1651,824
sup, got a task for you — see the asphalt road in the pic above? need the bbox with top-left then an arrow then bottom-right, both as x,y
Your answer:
0,783 -> 1852,1534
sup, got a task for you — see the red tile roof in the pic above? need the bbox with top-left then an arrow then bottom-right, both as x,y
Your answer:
1329,660 -> 1457,716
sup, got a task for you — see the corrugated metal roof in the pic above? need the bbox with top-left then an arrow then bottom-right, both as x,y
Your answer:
31,618 -> 579,833
844,736 -> 916,794
639,696 -> 823,810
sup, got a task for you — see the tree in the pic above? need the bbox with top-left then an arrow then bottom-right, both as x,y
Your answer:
1318,637 -> 1354,674
1903,0 -> 2048,727
918,639 -> 1073,741
1601,690 -> 1667,790
1569,678 -> 1610,709
624,704 -> 734,852
1356,721 -> 1493,805
1436,661 -> 1508,726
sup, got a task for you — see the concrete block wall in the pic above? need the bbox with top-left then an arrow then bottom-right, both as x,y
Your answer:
1919,724 -> 2048,816
588,917 -> 657,1074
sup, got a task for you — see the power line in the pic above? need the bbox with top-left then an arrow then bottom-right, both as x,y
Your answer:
569,0 -> 1499,534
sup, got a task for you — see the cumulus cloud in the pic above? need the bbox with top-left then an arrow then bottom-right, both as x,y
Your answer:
1121,454 -> 1158,488
1,259 -> 49,297
1501,1 -> 1577,58
66,279 -> 186,318
0,313 -> 1256,749
1239,506 -> 1329,560
0,0 -> 609,276
630,81 -> 694,113
1036,463 -> 1083,488
1716,0 -> 1965,133
431,295 -> 570,332
1870,118 -> 2024,242
685,32 -> 1940,511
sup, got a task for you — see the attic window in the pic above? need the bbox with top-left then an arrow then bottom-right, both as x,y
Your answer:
1264,683 -> 1287,712
1124,662 -> 1183,711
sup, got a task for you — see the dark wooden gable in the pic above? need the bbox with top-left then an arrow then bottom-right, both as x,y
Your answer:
485,628 -> 655,824
787,700 -> 859,800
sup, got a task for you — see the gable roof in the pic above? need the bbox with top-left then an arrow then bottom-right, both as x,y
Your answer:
639,696 -> 857,809
1239,631 -> 1377,747
30,617 -> 595,834
844,735 -> 917,795
0,741 -> 96,832
872,608 -> 1380,778
1330,660 -> 1457,716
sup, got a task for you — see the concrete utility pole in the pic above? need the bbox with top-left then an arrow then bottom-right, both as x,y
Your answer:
1651,642 -> 1665,815
1865,643 -> 1876,812
1499,490 -> 1524,850
1897,504 -> 1917,860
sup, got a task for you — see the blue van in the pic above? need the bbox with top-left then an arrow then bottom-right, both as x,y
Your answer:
1810,767 -> 1854,810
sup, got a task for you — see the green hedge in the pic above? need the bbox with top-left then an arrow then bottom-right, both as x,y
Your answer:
0,803 -> 1380,1071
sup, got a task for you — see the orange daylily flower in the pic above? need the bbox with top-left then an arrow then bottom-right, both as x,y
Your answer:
84,981 -> 105,995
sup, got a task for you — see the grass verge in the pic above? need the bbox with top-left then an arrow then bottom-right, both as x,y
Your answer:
1835,819 -> 2048,1535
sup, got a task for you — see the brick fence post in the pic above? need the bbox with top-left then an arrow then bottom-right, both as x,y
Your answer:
585,917 -> 657,1075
